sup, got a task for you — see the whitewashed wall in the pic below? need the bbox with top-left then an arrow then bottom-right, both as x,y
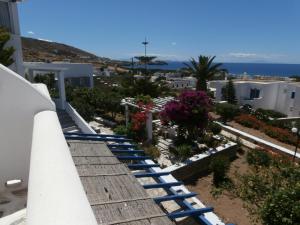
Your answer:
27,111 -> 98,225
0,65 -> 55,192
209,80 -> 300,116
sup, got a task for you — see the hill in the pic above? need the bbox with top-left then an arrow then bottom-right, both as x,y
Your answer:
21,37 -> 124,68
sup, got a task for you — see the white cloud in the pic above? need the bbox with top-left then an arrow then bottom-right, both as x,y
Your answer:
27,31 -> 35,35
171,42 -> 177,46
220,52 -> 288,62
228,52 -> 257,58
38,38 -> 53,43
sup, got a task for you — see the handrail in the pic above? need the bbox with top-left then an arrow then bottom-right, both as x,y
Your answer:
27,111 -> 98,225
65,102 -> 96,134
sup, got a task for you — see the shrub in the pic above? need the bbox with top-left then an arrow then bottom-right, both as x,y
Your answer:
175,144 -> 193,161
255,108 -> 286,119
143,145 -> 161,159
234,114 -> 263,129
235,114 -> 297,145
246,149 -> 271,167
263,125 -> 297,145
200,133 -> 219,148
210,156 -> 230,186
0,26 -> 15,66
261,185 -> 300,225
113,125 -> 128,135
216,103 -> 240,123
208,122 -> 222,135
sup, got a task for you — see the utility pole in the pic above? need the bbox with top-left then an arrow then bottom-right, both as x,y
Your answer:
131,57 -> 134,74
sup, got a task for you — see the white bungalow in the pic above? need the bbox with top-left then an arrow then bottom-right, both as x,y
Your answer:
209,80 -> 300,117
166,77 -> 197,89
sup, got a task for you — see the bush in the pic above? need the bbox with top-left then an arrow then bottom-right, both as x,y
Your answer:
263,125 -> 297,145
175,144 -> 193,161
208,122 -> 222,135
261,185 -> 300,225
216,103 -> 240,123
113,125 -> 128,136
210,156 -> 230,186
235,114 -> 297,145
234,114 -> 263,129
200,133 -> 219,148
246,149 -> 271,167
255,108 -> 286,119
143,145 -> 161,159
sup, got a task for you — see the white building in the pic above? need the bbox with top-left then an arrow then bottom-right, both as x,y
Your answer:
0,0 -> 24,76
166,77 -> 197,89
209,80 -> 300,117
24,62 -> 94,110
24,62 -> 94,87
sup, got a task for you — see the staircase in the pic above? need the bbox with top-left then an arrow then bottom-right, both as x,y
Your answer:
57,110 -> 81,133
157,137 -> 173,167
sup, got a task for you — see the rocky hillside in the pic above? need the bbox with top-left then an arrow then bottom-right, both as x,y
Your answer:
21,37 -> 123,68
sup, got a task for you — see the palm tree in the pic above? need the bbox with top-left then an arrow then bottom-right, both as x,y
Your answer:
184,55 -> 227,91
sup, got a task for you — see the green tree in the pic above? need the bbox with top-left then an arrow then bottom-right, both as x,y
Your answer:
0,27 -> 15,66
184,55 -> 227,91
132,78 -> 160,97
70,88 -> 96,121
221,79 -> 237,104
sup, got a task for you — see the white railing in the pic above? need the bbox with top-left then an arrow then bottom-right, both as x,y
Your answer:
218,122 -> 300,159
65,102 -> 96,134
27,111 -> 98,225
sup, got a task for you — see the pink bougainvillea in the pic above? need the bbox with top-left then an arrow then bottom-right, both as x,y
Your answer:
160,90 -> 211,139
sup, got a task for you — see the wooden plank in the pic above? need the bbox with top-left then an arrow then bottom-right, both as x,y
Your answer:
73,156 -> 120,165
68,140 -> 175,225
92,200 -> 166,225
76,164 -> 129,176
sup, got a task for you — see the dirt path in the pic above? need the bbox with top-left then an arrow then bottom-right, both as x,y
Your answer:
185,150 -> 261,225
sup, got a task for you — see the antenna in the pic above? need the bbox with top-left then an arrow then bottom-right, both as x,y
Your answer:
142,37 -> 149,57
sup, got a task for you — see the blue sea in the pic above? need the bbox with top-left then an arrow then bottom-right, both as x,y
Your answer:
140,61 -> 300,77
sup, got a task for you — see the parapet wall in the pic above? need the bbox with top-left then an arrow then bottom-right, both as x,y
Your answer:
165,142 -> 237,181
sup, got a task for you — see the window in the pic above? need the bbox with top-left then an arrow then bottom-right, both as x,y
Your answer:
291,91 -> 295,99
250,88 -> 260,99
0,2 -> 12,32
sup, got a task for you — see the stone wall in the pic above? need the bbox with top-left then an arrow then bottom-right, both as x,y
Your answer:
166,143 -> 237,181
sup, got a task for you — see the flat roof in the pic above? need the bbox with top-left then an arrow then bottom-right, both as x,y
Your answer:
68,140 -> 174,225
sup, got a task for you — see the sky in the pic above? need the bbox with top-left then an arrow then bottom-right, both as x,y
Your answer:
18,0 -> 300,63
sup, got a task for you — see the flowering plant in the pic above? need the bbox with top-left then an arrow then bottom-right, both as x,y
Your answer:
130,102 -> 153,141
160,90 -> 211,140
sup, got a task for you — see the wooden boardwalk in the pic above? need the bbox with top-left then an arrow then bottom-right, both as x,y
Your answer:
68,140 -> 175,225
